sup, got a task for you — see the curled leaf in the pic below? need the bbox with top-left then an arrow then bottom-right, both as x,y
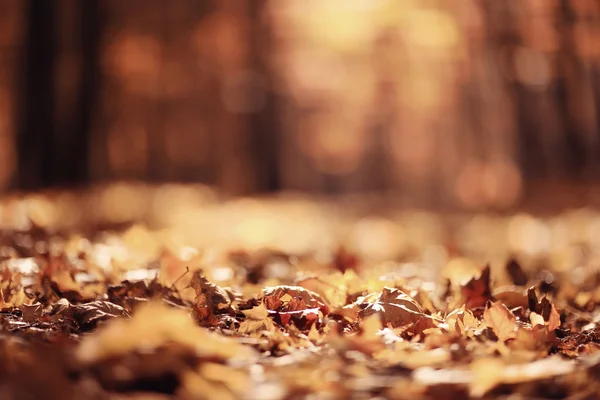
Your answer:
358,287 -> 439,329
262,285 -> 329,315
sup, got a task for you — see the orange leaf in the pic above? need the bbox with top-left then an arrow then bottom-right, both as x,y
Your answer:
483,301 -> 516,341
547,303 -> 561,331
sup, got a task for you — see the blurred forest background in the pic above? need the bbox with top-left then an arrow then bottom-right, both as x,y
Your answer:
1,0 -> 600,212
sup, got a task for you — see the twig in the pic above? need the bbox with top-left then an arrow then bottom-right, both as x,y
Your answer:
170,266 -> 190,290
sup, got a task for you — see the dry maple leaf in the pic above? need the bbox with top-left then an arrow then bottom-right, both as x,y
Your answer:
483,300 -> 517,341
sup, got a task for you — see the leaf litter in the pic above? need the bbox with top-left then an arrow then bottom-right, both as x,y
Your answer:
1,222 -> 600,400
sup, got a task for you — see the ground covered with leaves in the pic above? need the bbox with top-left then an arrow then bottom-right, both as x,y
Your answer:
1,196 -> 600,399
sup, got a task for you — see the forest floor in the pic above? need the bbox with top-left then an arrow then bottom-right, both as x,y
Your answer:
1,185 -> 600,399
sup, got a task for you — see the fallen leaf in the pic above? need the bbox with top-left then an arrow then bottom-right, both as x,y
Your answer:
188,270 -> 231,312
239,303 -> 275,333
76,300 -> 256,364
20,302 -> 43,323
358,287 -> 439,330
483,301 -> 517,341
70,300 -> 129,327
461,265 -> 493,309
262,285 -> 329,315
546,302 -> 561,331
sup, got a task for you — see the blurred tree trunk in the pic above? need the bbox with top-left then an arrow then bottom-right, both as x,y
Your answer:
15,0 -> 101,189
0,0 -> 23,190
55,0 -> 101,186
15,0 -> 57,189
247,0 -> 279,192
211,0 -> 280,195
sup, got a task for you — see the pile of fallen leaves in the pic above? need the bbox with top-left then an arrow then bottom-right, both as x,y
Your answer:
1,221 -> 600,400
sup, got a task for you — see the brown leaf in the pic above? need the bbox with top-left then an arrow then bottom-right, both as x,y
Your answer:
47,299 -> 129,330
461,265 -> 493,309
262,285 -> 329,315
493,286 -> 529,309
546,302 -> 561,331
188,270 -> 231,312
70,300 -> 129,327
483,301 -> 517,341
358,287 -> 439,329
378,287 -> 423,312
526,287 -> 561,331
20,302 -> 43,323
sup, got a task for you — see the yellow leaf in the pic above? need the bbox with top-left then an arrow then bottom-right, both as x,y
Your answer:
242,303 -> 269,320
280,294 -> 293,303
238,318 -> 273,334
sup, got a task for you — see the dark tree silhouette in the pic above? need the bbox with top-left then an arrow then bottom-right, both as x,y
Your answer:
15,0 -> 101,189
